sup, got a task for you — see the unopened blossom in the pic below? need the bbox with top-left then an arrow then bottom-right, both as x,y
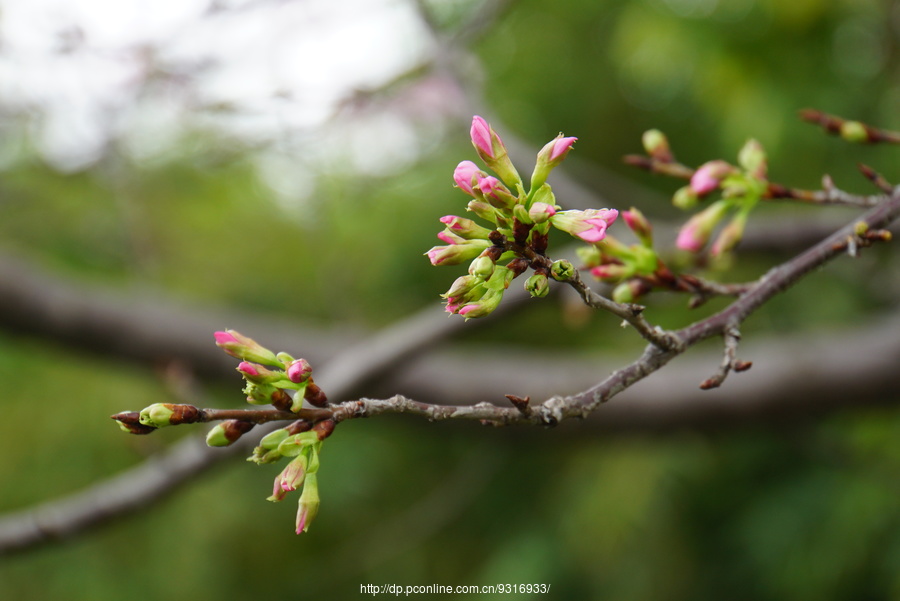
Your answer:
214,330 -> 281,367
531,134 -> 577,190
622,207 -> 653,247
439,215 -> 492,239
528,202 -> 557,224
476,175 -> 517,208
287,359 -> 312,384
710,212 -> 749,256
550,208 -> 619,243
426,238 -> 491,266
471,116 -> 498,157
453,160 -> 484,196
295,473 -> 320,534
676,199 -> 731,252
458,288 -> 504,319
468,115 -> 521,186
737,139 -> 767,180
690,160 -> 734,196
269,454 -> 308,502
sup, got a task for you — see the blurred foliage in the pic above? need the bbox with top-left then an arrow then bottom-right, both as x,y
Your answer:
1,0 -> 900,599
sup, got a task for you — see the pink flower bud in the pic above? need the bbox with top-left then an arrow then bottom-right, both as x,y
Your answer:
690,160 -> 734,196
456,288 -> 504,319
470,115 -> 495,159
426,239 -> 491,266
590,264 -> 631,281
213,329 -> 281,367
676,222 -> 705,252
622,207 -> 653,246
214,331 -> 239,346
528,202 -> 557,224
453,160 -> 483,196
439,215 -> 492,239
531,134 -> 577,190
547,136 -> 577,162
278,455 -> 308,493
550,208 -> 619,244
287,359 -> 312,383
676,200 -> 731,252
476,176 -> 517,208
237,361 -> 260,377
467,115 -> 522,187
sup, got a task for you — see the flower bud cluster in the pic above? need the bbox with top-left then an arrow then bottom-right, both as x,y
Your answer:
579,207 -> 662,302
669,138 -> 768,258
213,331 -> 333,533
246,419 -> 333,534
427,116 -> 619,318
214,330 -> 326,413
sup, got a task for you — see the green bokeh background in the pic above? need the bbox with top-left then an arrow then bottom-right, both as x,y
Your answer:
2,0 -> 900,599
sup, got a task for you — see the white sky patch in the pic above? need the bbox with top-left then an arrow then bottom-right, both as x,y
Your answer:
0,0 -> 440,177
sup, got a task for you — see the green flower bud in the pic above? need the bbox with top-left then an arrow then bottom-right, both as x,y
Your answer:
612,281 -> 635,304
737,139 -> 767,179
278,431 -> 320,458
631,245 -> 659,275
483,265 -> 515,291
458,288 -> 504,319
295,473 -> 320,534
529,184 -> 556,208
466,200 -> 499,224
512,203 -> 532,225
248,428 -> 291,464
576,245 -> 601,267
468,255 -> 495,278
673,186 -> 699,210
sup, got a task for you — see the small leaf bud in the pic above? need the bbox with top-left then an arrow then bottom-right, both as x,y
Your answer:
139,403 -> 201,428
641,129 -> 673,162
840,121 -> 869,143
303,382 -> 328,408
111,411 -> 157,435
312,419 -> 336,441
549,259 -> 574,281
525,272 -> 550,298
206,420 -> 255,447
